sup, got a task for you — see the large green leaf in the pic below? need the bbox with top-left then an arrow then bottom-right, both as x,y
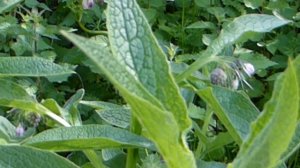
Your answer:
0,0 -> 22,14
229,60 -> 299,168
0,145 -> 79,168
61,0 -> 196,167
197,87 -> 259,145
277,56 -> 300,164
0,57 -> 74,77
107,0 -> 190,131
176,14 -> 291,82
24,125 -> 155,151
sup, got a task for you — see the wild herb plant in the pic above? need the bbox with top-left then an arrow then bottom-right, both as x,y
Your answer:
0,0 -> 299,168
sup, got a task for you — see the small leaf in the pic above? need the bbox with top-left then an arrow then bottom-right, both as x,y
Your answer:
63,89 -> 85,126
24,125 -> 155,151
244,0 -> 264,9
0,57 -> 75,77
0,145 -> 79,168
80,100 -> 122,109
96,108 -> 131,128
186,21 -> 217,30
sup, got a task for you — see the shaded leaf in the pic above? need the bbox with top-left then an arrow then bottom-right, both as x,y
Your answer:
197,87 -> 260,145
0,145 -> 79,168
0,116 -> 16,142
0,0 -> 22,14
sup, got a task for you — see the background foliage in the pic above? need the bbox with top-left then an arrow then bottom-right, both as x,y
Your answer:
0,0 -> 299,168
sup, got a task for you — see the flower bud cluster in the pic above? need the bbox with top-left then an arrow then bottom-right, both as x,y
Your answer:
210,60 -> 255,90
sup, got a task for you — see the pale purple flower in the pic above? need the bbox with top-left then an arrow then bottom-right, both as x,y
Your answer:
242,63 -> 255,76
82,0 -> 95,9
231,78 -> 239,90
16,124 -> 25,137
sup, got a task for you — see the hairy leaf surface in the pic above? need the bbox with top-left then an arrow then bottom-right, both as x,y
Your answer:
0,57 -> 74,77
197,87 -> 259,145
177,14 -> 291,82
61,0 -> 195,166
0,145 -> 79,168
25,125 -> 155,151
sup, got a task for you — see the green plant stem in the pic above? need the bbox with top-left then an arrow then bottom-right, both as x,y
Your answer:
126,116 -> 142,168
181,0 -> 185,49
83,150 -> 106,168
202,107 -> 213,133
77,21 -> 107,35
175,54 -> 216,83
39,106 -> 71,127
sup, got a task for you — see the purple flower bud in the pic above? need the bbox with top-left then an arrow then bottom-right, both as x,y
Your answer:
82,0 -> 95,9
16,124 -> 25,137
27,113 -> 42,127
210,68 -> 227,86
243,63 -> 255,76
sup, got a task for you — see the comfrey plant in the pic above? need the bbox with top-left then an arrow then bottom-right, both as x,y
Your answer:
0,1 -> 299,168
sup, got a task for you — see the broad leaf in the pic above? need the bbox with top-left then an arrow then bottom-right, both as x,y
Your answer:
229,60 -> 299,168
24,125 -> 155,151
197,87 -> 259,145
61,0 -> 196,167
277,56 -> 300,164
176,14 -> 291,82
0,57 -> 74,77
107,0 -> 190,131
0,145 -> 79,168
